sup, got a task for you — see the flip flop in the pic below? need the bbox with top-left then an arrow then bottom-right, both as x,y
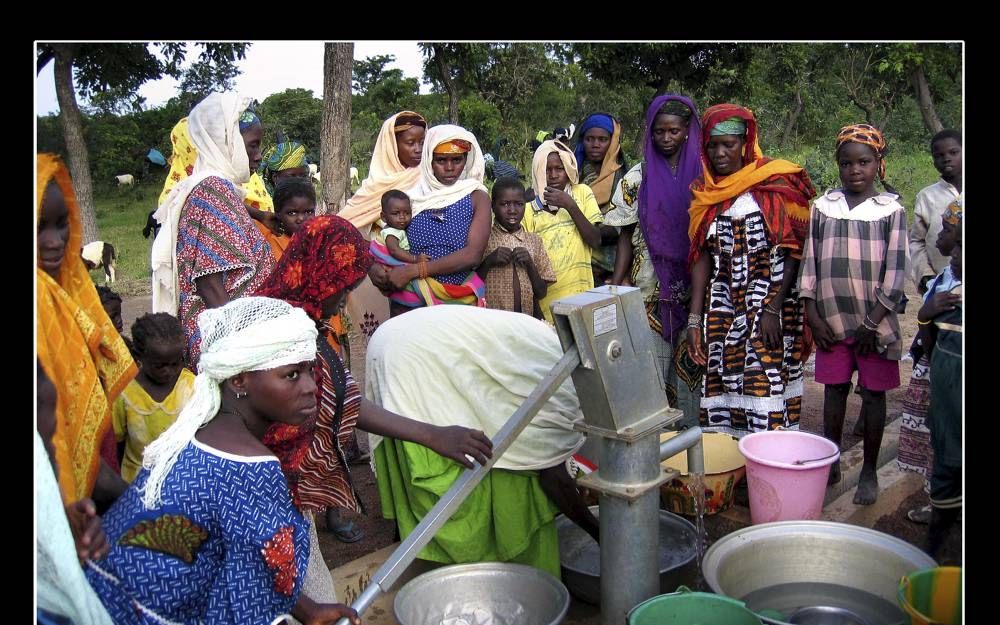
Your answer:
328,519 -> 365,543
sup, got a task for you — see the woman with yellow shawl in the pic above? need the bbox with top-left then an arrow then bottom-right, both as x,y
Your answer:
159,115 -> 277,217
37,154 -> 137,505
686,104 -> 816,437
575,113 -> 628,284
340,111 -> 426,344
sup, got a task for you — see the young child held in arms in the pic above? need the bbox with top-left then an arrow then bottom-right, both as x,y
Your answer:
919,201 -> 962,556
799,124 -> 910,506
477,177 -> 556,319
112,313 -> 195,483
378,190 -> 429,264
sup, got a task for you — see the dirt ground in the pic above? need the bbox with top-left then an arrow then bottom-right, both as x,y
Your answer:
120,287 -> 961,572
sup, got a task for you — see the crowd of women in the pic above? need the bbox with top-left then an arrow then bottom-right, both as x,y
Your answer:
36,84 -> 962,624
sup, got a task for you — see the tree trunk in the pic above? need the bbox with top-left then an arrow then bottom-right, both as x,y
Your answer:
52,44 -> 100,244
780,89 -> 804,148
433,45 -> 460,124
912,64 -> 944,135
321,42 -> 353,215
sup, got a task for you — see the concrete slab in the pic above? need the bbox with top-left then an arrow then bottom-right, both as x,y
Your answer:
823,418 -> 901,505
821,462 -> 925,526
330,543 -> 441,625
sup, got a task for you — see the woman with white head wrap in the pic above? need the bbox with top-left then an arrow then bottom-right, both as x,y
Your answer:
151,92 -> 275,369
377,125 -> 493,313
83,297 -> 360,625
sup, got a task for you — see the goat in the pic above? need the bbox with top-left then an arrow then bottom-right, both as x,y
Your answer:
350,166 -> 360,186
113,174 -> 135,186
81,241 -> 117,284
142,210 -> 161,240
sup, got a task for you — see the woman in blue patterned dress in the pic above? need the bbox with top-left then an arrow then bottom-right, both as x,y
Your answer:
84,297 -> 360,625
381,125 -> 492,314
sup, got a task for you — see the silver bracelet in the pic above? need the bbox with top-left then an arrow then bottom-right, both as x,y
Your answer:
863,314 -> 878,331
687,313 -> 702,327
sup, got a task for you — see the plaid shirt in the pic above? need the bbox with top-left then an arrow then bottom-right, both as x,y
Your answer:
482,222 -> 556,316
798,190 -> 910,360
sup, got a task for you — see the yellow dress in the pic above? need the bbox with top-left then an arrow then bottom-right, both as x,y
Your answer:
112,369 -> 196,483
521,183 -> 603,323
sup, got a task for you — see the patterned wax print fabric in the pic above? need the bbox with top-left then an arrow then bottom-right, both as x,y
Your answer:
176,176 -> 275,368
85,440 -> 309,625
695,193 -> 807,437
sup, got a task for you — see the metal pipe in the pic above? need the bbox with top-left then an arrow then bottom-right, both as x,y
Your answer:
335,346 -> 582,625
599,435 -> 661,625
659,426 -> 704,464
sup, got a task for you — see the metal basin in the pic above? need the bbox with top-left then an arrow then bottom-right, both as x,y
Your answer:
555,505 -> 698,605
703,521 -> 937,625
393,562 -> 570,625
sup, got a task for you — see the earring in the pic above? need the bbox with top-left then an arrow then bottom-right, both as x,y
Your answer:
236,391 -> 248,399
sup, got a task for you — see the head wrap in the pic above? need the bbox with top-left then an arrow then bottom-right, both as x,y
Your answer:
637,94 -> 702,341
835,123 -> 888,181
531,140 -> 578,210
339,111 -> 427,234
574,113 -> 625,206
688,104 -> 816,267
710,118 -> 747,136
260,141 -> 310,194
151,92 -> 256,315
406,124 -> 487,217
658,100 -> 693,121
394,113 -> 427,134
238,109 -> 262,132
257,215 -> 375,321
37,154 -> 137,501
433,139 -> 472,154
140,297 -> 317,509
944,198 -> 963,225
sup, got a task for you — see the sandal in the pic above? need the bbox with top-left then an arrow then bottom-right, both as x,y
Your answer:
907,504 -> 932,524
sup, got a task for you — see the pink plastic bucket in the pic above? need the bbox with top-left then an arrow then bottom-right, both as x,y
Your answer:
738,430 -> 840,524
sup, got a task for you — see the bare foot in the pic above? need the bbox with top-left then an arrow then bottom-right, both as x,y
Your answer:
827,460 -> 841,485
853,469 -> 879,505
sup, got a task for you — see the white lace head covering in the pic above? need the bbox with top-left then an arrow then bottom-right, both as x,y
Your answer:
139,296 -> 317,509
150,91 -> 255,315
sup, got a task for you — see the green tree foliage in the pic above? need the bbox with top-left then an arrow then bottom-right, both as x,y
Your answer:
258,88 -> 324,156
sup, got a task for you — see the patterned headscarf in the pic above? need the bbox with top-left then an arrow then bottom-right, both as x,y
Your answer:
238,109 -> 262,132
257,215 -> 375,322
394,113 -> 426,134
710,118 -> 747,136
37,154 -> 137,501
260,141 -> 310,194
433,139 -> 472,154
944,198 -> 963,225
700,104 -> 763,170
835,123 -> 887,181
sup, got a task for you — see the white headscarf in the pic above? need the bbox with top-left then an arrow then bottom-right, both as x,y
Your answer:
406,124 -> 487,217
151,92 -> 255,315
140,297 -> 318,509
531,139 -> 578,209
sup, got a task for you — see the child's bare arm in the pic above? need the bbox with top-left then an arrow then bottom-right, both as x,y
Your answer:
385,235 -> 426,264
610,224 -> 635,285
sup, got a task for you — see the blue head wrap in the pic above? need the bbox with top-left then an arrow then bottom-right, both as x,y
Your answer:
575,113 -> 615,169
239,109 -> 262,132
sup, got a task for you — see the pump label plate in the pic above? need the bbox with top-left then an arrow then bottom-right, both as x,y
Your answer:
593,304 -> 618,336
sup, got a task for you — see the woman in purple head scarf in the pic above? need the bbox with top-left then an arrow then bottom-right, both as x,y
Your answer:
604,94 -> 703,428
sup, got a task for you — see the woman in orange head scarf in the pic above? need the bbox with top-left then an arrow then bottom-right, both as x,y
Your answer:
37,154 -> 137,503
685,104 -> 816,438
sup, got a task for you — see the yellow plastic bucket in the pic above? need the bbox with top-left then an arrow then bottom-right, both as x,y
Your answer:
897,566 -> 962,625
